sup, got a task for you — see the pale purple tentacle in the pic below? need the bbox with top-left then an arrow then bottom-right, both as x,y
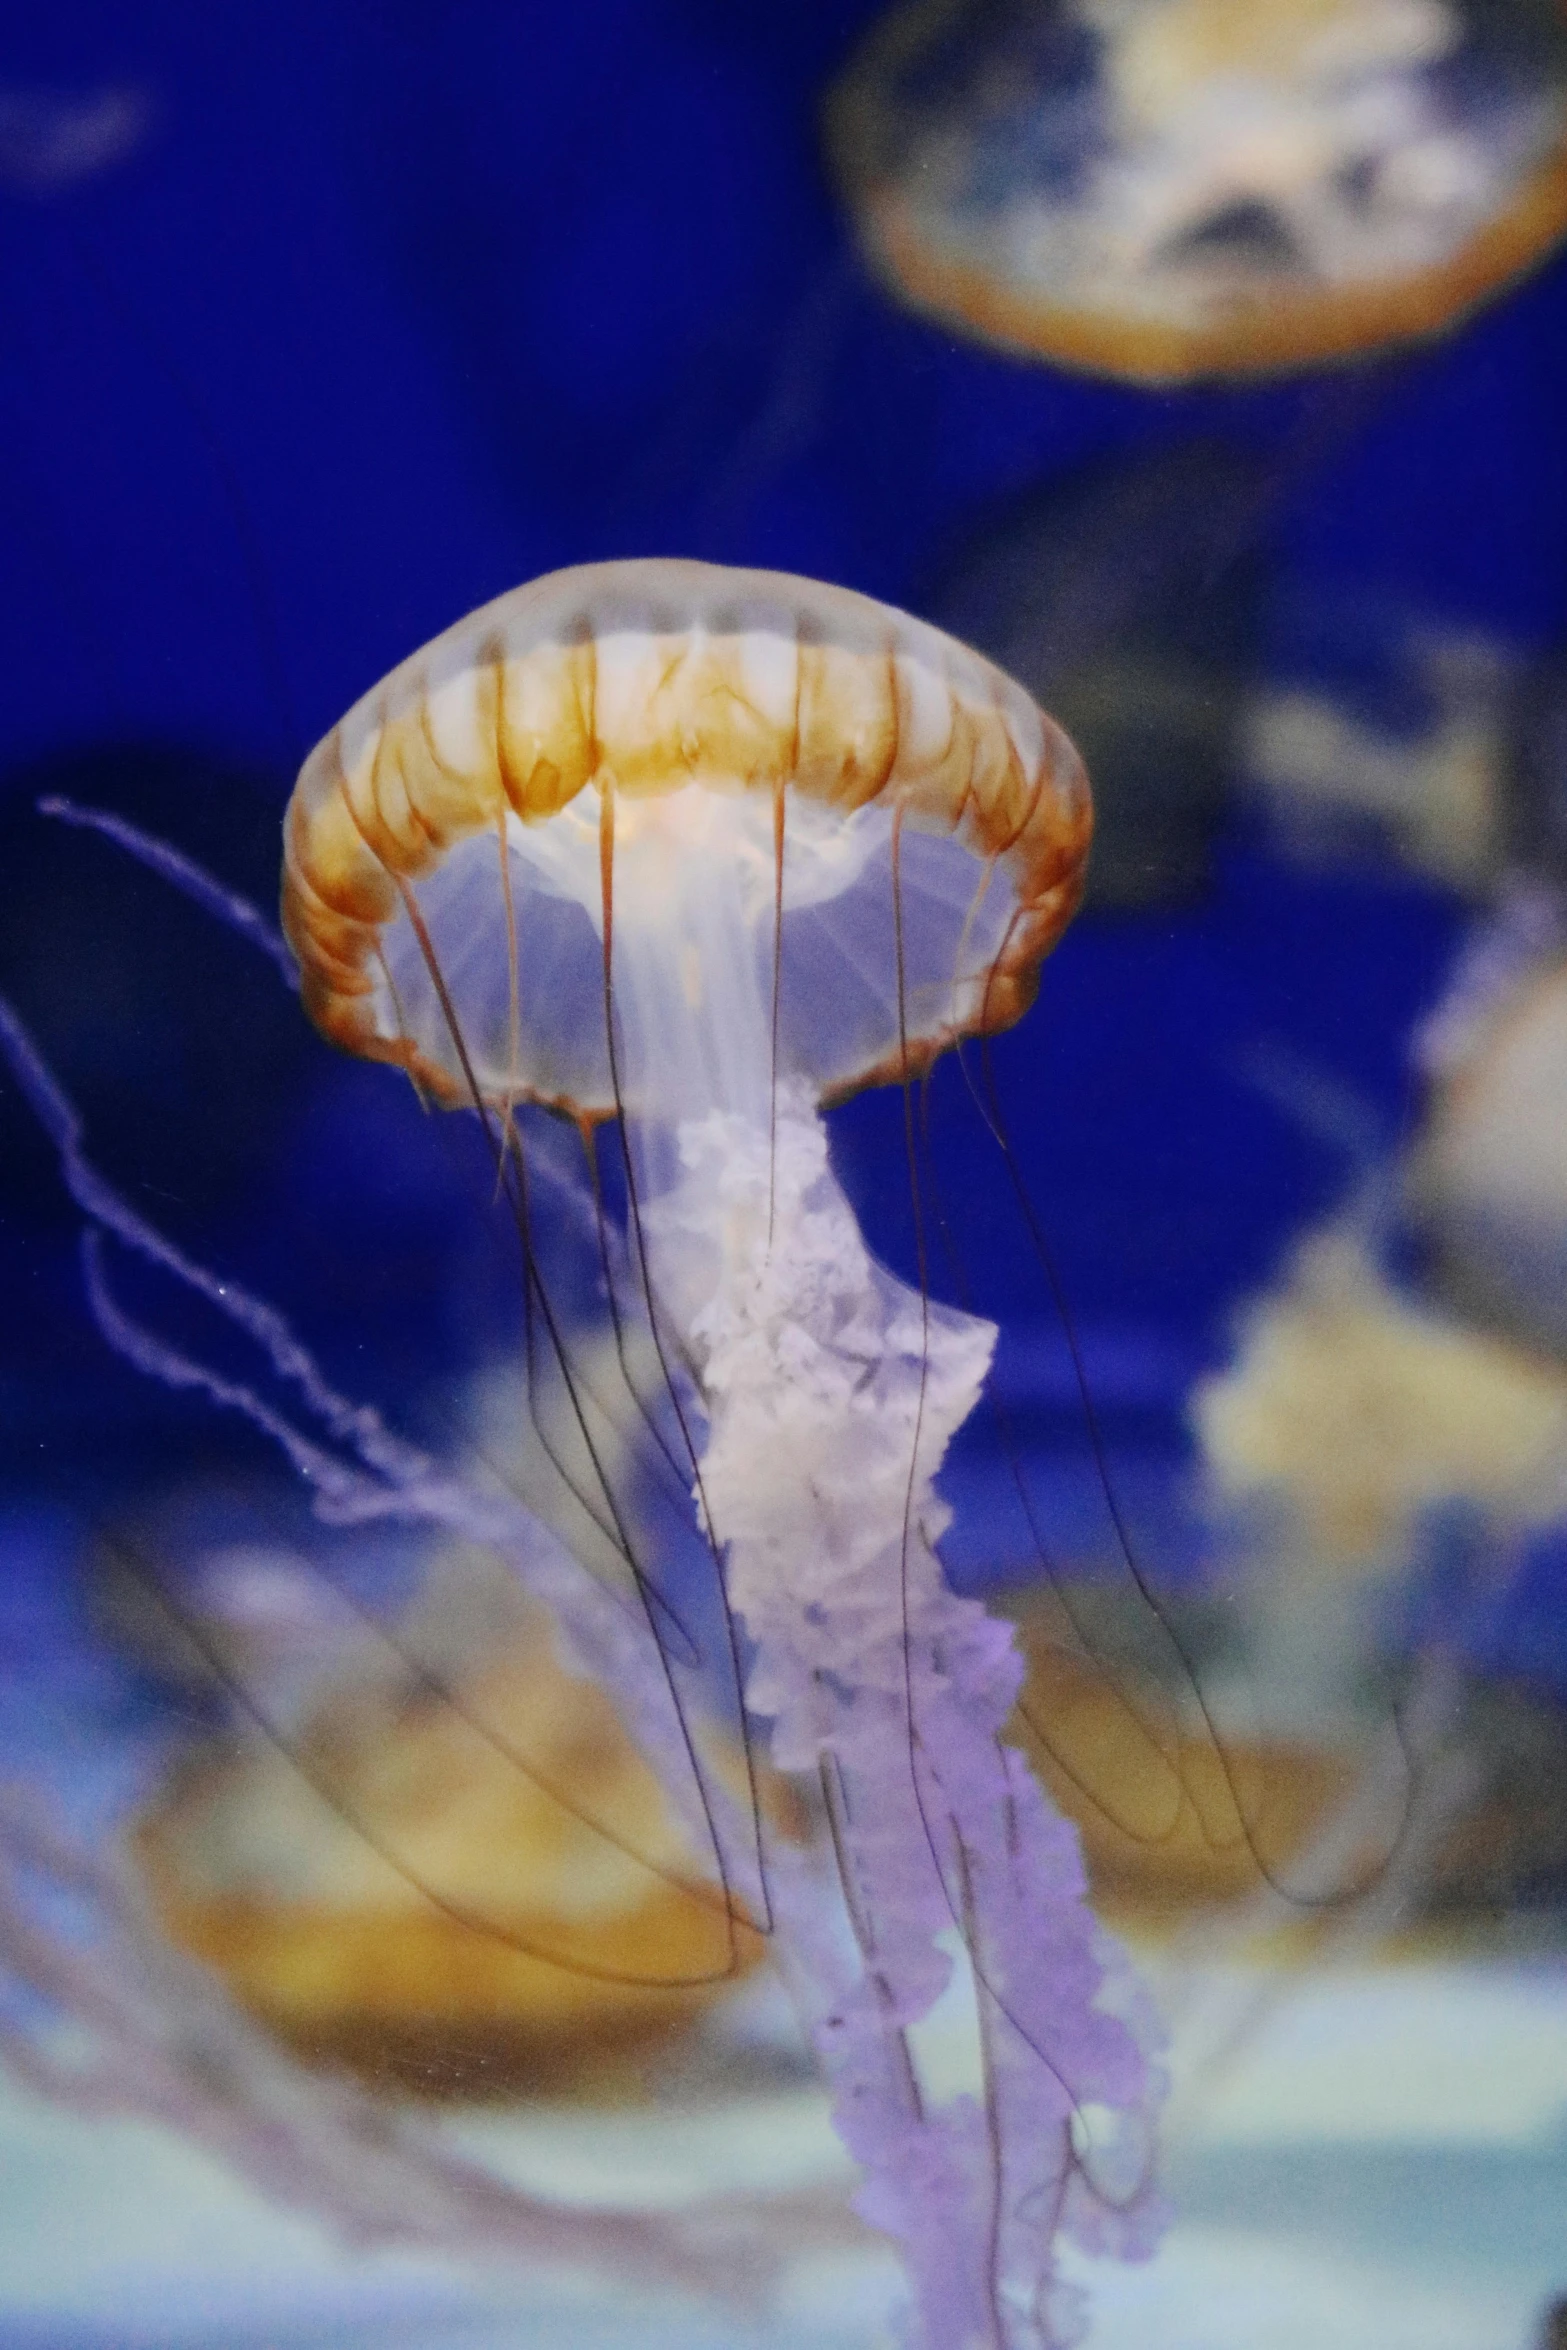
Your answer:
0,996 -> 765,1914
0,1790 -> 777,2297
37,794 -> 301,987
745,1553 -> 1165,2349
0,999 -> 813,2298
644,1094 -> 1167,2350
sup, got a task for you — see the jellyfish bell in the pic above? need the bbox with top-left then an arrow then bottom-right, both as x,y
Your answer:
828,0 -> 1567,381
283,558 -> 1164,2347
282,557 -> 1089,1138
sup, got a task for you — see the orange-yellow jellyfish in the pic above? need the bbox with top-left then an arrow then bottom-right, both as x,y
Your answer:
282,557 -> 1164,2350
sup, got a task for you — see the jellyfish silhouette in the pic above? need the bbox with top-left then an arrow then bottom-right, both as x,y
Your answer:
829,0 -> 1567,380
275,557 -> 1166,2346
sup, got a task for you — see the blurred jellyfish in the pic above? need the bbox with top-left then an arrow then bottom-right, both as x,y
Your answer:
134,1530 -> 771,2102
1414,895 -> 1567,1351
1146,1213 -> 1567,2107
0,1501 -> 778,2307
1242,607 -> 1517,887
1196,1225 -> 1567,1703
1420,655 -> 1567,1346
0,84 -> 153,198
828,0 -> 1567,379
0,1018 -> 840,2309
1177,880 -> 1567,1944
928,441 -> 1270,907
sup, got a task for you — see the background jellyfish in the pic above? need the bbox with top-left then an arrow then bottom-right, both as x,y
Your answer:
0,982 -> 844,2290
925,439 -> 1270,910
1190,1219 -> 1567,1898
1110,830 -> 1567,2120
1414,922 -> 1567,1353
278,555 -> 1167,2348
829,0 -> 1567,379
1240,611 -> 1517,890
131,1527 -> 771,2103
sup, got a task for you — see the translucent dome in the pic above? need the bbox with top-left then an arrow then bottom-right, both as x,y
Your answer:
283,558 -> 1090,1124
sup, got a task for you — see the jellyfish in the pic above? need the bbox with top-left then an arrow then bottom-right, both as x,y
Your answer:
270,556 -> 1165,2345
828,0 -> 1567,380
1165,951 -> 1567,2074
1241,615 -> 1514,888
131,1527 -> 775,2102
1413,908 -> 1567,1354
